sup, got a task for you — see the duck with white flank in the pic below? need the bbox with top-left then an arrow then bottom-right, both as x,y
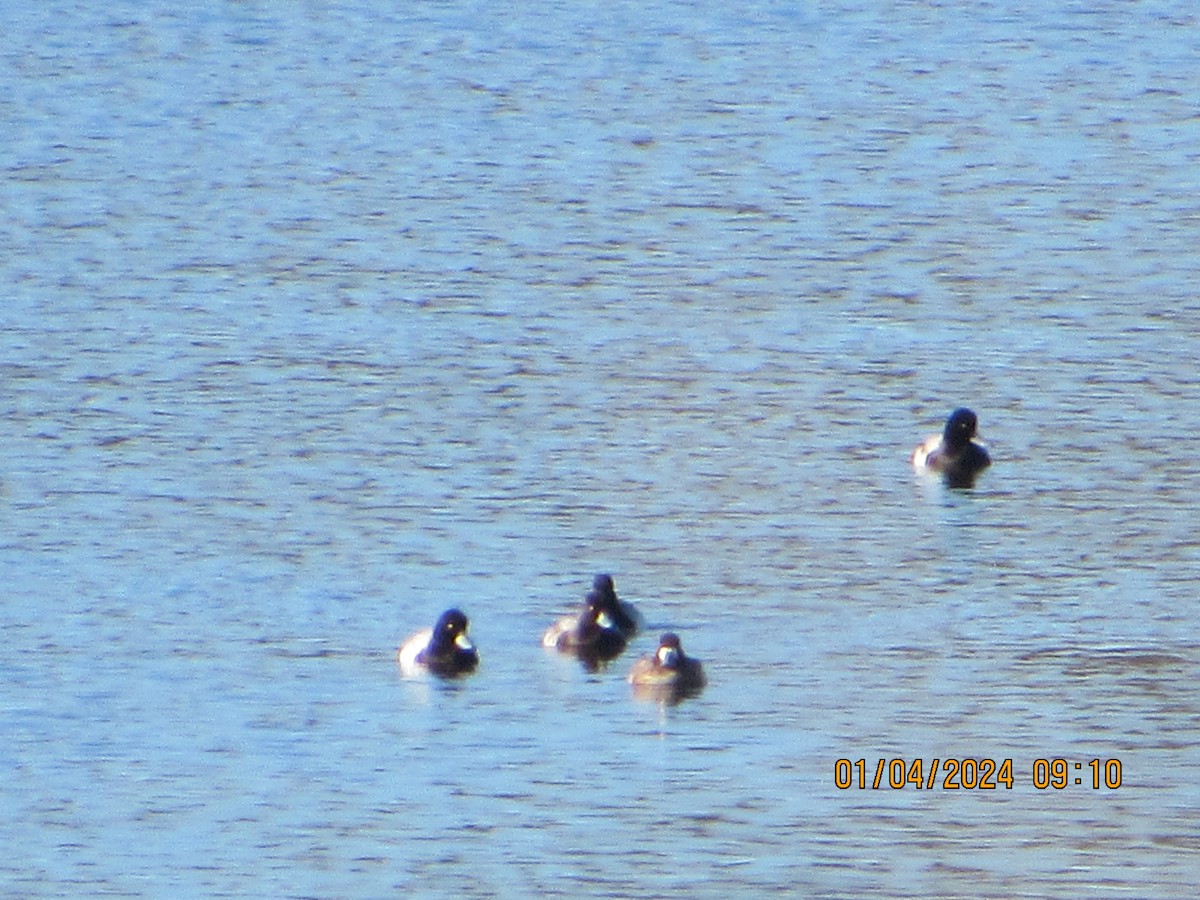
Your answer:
912,407 -> 991,488
397,608 -> 479,677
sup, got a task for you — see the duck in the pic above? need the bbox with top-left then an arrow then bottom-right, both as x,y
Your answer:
397,608 -> 479,677
586,573 -> 643,637
628,633 -> 706,699
911,407 -> 991,487
542,574 -> 642,647
541,592 -> 628,665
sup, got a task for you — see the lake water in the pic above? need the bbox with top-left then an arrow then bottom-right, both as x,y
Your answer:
3,0 -> 1200,896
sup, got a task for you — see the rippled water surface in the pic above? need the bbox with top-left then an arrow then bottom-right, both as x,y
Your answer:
4,1 -> 1200,896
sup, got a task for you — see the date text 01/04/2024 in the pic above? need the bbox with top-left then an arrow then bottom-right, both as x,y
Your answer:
833,758 -> 1124,790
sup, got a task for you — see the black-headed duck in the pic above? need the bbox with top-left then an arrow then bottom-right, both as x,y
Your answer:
397,608 -> 479,677
912,407 -> 991,488
587,573 -> 643,637
542,592 -> 628,666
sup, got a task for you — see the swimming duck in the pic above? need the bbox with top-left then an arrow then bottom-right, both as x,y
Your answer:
397,608 -> 479,677
911,407 -> 991,487
541,592 -> 628,665
587,574 -> 643,637
542,574 -> 641,647
628,633 -> 706,699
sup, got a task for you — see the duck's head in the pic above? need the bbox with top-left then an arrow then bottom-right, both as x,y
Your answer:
655,633 -> 683,668
592,573 -> 616,598
579,595 -> 618,634
943,408 -> 979,447
431,608 -> 474,653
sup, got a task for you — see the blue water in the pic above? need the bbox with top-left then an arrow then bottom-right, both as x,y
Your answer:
3,1 -> 1200,896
